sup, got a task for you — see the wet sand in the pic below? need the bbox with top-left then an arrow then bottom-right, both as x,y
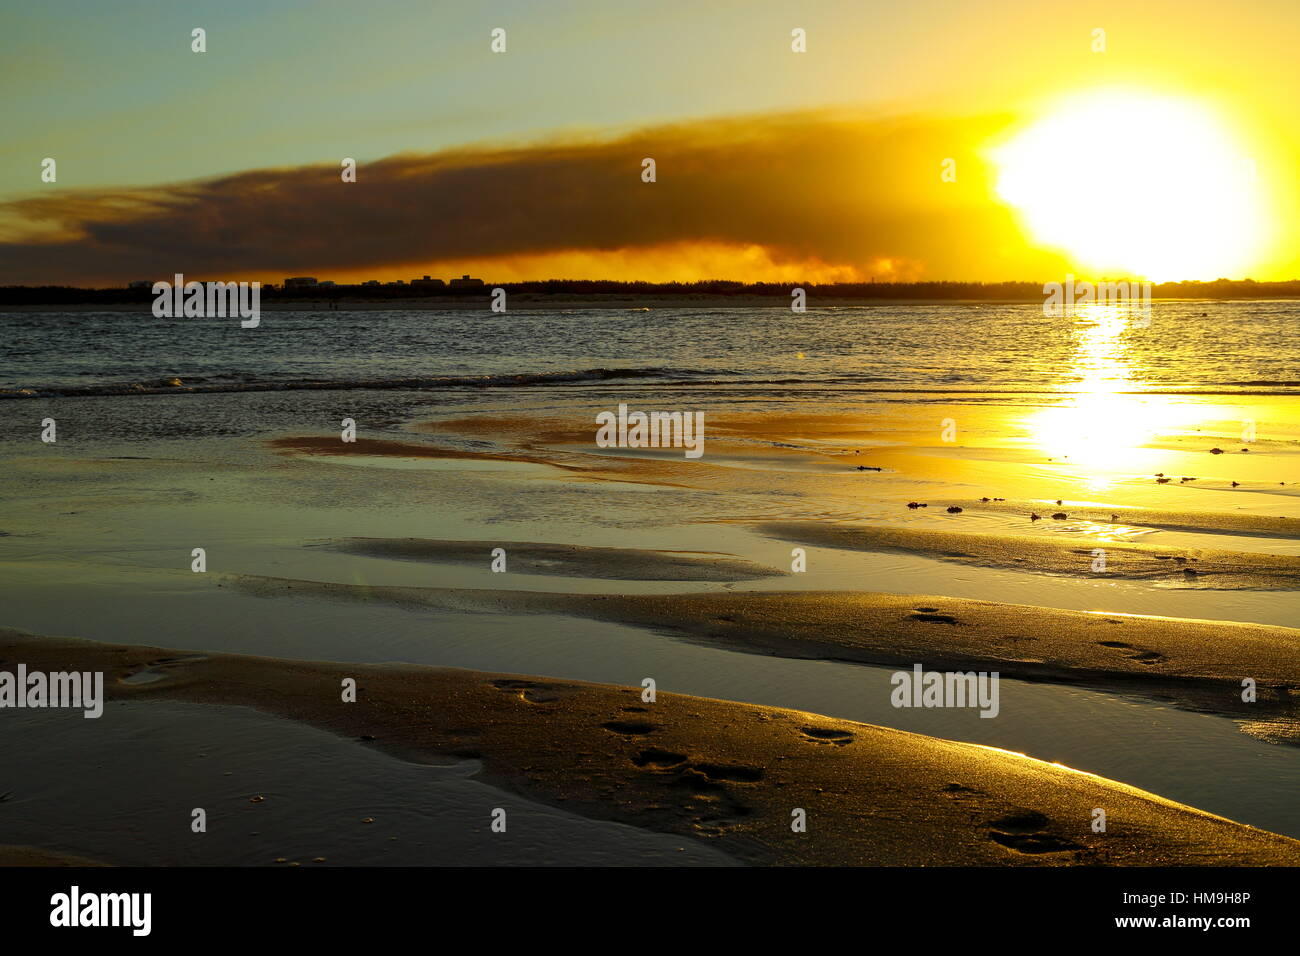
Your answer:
946,500 -> 1300,539
222,573 -> 1300,737
6,386 -> 1299,866
0,846 -> 109,867
759,520 -> 1300,589
325,538 -> 786,581
3,627 -> 1297,866
269,435 -> 548,465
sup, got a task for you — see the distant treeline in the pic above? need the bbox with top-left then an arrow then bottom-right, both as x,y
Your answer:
3,278 -> 1300,304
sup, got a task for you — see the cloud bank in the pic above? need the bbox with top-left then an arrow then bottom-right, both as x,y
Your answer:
0,110 -> 1066,284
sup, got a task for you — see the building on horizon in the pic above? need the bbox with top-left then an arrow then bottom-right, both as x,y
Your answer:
449,274 -> 485,289
284,276 -> 318,289
412,275 -> 446,289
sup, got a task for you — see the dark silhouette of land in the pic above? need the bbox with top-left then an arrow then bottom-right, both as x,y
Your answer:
3,277 -> 1299,308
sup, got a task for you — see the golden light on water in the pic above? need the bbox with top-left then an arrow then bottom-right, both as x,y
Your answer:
991,90 -> 1271,281
1027,304 -> 1164,483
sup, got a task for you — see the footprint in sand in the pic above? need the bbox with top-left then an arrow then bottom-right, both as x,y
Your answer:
687,763 -> 764,783
988,810 -> 1083,854
631,747 -> 688,768
630,749 -> 764,783
601,720 -> 658,736
911,610 -> 960,624
655,758 -> 763,832
800,726 -> 855,746
1095,641 -> 1167,665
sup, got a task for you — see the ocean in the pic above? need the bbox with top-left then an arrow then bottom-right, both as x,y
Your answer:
3,301 -> 1298,399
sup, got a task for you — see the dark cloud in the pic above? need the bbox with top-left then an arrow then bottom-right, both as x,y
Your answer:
0,110 -> 1063,284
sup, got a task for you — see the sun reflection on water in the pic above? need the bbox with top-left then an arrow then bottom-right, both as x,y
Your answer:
1027,304 -> 1167,486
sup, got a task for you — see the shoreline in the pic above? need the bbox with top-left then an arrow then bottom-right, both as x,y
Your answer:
4,626 -> 1297,866
7,293 -> 1300,313
219,572 -> 1300,740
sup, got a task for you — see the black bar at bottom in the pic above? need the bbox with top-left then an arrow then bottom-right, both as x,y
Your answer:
2,865 -> 1289,941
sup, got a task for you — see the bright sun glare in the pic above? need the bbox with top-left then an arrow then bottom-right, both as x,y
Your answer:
991,90 -> 1270,281
1027,305 -> 1153,480
1024,304 -> 1201,486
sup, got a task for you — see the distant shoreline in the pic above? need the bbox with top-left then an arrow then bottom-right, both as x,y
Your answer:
7,293 -> 1300,312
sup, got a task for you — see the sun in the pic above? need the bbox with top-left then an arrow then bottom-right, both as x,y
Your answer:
990,90 -> 1270,281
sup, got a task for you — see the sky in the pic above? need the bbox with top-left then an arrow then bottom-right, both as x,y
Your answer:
2,0 -> 1298,284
